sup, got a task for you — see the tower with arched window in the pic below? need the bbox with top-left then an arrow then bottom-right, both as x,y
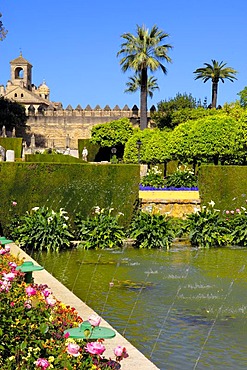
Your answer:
10,52 -> 32,90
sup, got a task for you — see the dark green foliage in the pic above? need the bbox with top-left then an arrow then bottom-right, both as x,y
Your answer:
128,211 -> 175,249
238,86 -> 247,108
10,207 -> 74,252
25,154 -> 84,163
152,93 -> 197,129
0,162 -> 139,235
228,211 -> 247,247
184,203 -> 230,248
0,97 -> 27,130
78,139 -> 100,162
166,166 -> 198,188
74,207 -> 125,249
141,166 -> 165,188
0,138 -> 23,158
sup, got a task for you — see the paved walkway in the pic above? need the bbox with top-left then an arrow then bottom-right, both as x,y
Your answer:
10,244 -> 160,370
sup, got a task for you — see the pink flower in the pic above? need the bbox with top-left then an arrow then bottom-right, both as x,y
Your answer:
25,285 -> 37,297
24,300 -> 32,309
236,208 -> 241,213
64,332 -> 70,339
0,280 -> 11,292
8,261 -> 17,269
45,296 -> 56,307
0,249 -> 6,255
10,301 -> 15,307
230,210 -> 234,214
67,342 -> 80,357
42,288 -> 51,298
35,358 -> 50,369
225,210 -> 230,214
88,314 -> 101,327
4,245 -> 10,252
85,341 -> 106,355
2,272 -> 16,281
12,201 -> 17,206
114,345 -> 129,360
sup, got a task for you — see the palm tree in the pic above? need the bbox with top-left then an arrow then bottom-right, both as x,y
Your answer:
193,60 -> 237,108
125,74 -> 159,99
117,25 -> 172,130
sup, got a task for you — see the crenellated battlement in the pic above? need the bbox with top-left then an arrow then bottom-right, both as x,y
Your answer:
27,104 -> 155,118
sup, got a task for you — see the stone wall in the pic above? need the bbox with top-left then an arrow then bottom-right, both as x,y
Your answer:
23,105 -> 149,149
139,190 -> 201,218
141,198 -> 201,218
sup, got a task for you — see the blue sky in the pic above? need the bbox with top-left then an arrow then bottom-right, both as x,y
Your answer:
1,0 -> 247,110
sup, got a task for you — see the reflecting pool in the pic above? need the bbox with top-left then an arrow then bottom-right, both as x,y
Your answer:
32,246 -> 247,370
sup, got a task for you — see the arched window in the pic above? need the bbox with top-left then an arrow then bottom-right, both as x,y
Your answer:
15,67 -> 24,79
21,93 -> 24,98
14,93 -> 17,97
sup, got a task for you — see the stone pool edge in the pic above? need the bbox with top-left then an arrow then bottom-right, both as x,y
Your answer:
10,243 -> 160,370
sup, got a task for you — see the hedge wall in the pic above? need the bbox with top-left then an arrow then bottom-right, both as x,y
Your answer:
0,138 -> 23,159
0,162 -> 139,234
199,165 -> 247,210
25,154 -> 84,163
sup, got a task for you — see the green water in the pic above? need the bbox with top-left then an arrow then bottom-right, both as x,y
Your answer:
32,246 -> 247,370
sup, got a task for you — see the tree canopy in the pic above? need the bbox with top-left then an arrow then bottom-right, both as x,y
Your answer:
0,97 -> 27,131
152,93 -> 198,129
90,118 -> 133,148
117,24 -> 172,130
0,13 -> 7,41
123,128 -> 172,164
194,60 -> 237,108
125,74 -> 159,99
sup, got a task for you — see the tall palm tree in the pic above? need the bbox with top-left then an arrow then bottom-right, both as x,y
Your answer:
125,74 -> 159,99
193,60 -> 237,108
117,25 -> 172,130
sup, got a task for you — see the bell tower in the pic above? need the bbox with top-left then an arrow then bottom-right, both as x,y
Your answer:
10,52 -> 33,90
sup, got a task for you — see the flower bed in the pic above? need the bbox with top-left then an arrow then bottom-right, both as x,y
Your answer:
0,245 -> 128,369
139,185 -> 199,191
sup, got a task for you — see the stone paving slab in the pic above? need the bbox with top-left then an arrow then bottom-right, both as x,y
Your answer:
10,243 -> 160,370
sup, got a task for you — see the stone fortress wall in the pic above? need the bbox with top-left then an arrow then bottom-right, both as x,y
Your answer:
25,105 -> 150,149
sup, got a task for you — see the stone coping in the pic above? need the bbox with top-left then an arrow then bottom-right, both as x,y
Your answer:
10,243 -> 160,370
139,190 -> 200,200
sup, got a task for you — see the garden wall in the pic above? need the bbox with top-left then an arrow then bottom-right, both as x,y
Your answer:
199,165 -> 247,210
140,191 -> 200,218
0,162 -> 139,234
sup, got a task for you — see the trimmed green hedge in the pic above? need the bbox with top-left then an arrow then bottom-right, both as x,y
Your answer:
0,162 -> 139,235
199,165 -> 247,210
0,138 -> 23,159
25,154 -> 84,163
